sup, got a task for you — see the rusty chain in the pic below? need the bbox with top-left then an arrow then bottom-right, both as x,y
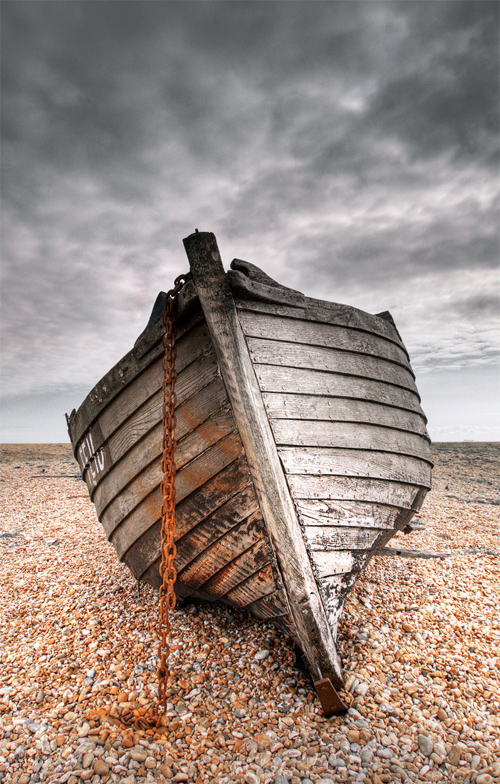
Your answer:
116,272 -> 192,732
155,271 -> 192,723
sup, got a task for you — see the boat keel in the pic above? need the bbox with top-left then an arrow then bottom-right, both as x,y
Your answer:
313,678 -> 348,718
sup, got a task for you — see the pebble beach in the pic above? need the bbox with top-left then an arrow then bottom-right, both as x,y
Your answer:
1,442 -> 499,784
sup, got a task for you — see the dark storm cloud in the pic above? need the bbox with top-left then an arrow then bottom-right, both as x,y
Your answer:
456,293 -> 500,319
1,0 -> 498,427
367,1 -> 499,163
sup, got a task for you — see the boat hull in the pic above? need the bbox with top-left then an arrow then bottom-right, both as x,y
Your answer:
68,296 -> 292,634
68,232 -> 432,686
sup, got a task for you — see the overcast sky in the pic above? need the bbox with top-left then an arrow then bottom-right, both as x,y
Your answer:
1,1 -> 499,443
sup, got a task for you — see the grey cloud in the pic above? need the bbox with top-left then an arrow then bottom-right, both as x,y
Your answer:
1,1 -> 498,440
455,293 -> 500,319
366,2 -> 499,164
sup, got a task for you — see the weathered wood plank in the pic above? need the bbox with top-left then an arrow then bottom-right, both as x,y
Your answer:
174,488 -> 260,572
223,563 -> 276,607
234,297 -> 406,352
272,420 -> 432,461
263,393 -> 428,434
175,377 -> 229,442
122,511 -> 266,589
95,406 -> 235,518
101,431 -> 244,535
375,546 -> 452,559
175,405 -> 235,470
184,231 -> 343,685
93,422 -> 161,515
240,312 -> 410,367
104,390 -> 161,463
133,284 -> 201,355
228,269 -> 306,307
118,499 -> 260,582
304,525 -> 384,551
175,430 -> 245,503
248,338 -> 418,391
312,549 -> 371,577
89,376 -> 228,512
256,365 -> 424,414
80,322 -> 217,480
68,306 -> 205,445
109,457 -> 252,558
122,520 -> 161,581
100,460 -> 161,535
75,344 -> 218,478
246,590 -> 289,620
173,457 -> 254,541
96,348 -> 218,453
185,533 -> 270,595
93,375 -> 229,489
296,499 -> 404,529
278,447 -> 432,487
75,358 -> 161,472
288,474 -> 423,509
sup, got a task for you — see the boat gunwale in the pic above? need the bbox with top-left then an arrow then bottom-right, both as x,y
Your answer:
229,266 -> 409,352
233,297 -> 411,359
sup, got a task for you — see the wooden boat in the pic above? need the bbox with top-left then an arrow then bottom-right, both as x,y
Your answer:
67,231 -> 432,699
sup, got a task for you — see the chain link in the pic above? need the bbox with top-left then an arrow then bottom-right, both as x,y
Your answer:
116,271 -> 192,732
156,272 -> 192,724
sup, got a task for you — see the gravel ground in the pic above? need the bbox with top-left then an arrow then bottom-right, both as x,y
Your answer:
1,442 -> 499,784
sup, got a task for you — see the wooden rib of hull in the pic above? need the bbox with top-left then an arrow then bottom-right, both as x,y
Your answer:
67,231 -> 432,689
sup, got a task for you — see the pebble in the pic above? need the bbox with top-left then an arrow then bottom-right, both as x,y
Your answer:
448,745 -> 461,765
93,760 -> 108,776
417,734 -> 434,756
360,747 -> 373,765
1,442 -> 499,784
129,750 -> 147,762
